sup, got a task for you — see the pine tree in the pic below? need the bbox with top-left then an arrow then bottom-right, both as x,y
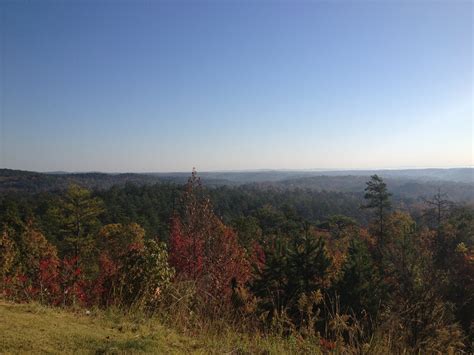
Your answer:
287,226 -> 331,298
60,184 -> 104,261
252,237 -> 289,316
336,237 -> 383,319
362,175 -> 392,250
253,226 -> 331,328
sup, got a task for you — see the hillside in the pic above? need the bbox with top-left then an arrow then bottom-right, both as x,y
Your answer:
0,301 -> 318,354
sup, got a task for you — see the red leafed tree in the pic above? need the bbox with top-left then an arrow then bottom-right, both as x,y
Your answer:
12,222 -> 62,303
169,169 -> 251,304
60,256 -> 87,306
169,215 -> 203,279
204,224 -> 251,300
38,257 -> 61,304
92,252 -> 118,306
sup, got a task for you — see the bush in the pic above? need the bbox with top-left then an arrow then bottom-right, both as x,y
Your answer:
118,239 -> 174,309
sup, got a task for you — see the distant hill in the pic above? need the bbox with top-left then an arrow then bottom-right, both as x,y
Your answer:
193,168 -> 474,184
0,169 -> 237,193
0,168 -> 472,202
263,175 -> 474,203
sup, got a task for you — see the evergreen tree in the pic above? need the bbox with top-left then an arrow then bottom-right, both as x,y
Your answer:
287,226 -> 331,298
336,237 -> 383,319
253,226 -> 331,329
60,184 -> 104,259
362,175 -> 392,250
423,190 -> 452,231
252,236 -> 289,313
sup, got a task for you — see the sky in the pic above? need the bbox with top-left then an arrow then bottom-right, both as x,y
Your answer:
1,0 -> 472,172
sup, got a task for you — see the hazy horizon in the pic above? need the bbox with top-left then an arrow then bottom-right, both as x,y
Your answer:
3,165 -> 473,175
1,1 -> 472,172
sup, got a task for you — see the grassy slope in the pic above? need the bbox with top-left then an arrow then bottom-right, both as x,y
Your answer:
0,301 -> 198,354
0,301 -> 320,354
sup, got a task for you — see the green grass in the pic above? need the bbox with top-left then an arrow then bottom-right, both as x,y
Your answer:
0,301 -> 198,354
0,301 -> 320,354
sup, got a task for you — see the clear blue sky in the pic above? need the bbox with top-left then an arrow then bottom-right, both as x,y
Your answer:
1,1 -> 472,172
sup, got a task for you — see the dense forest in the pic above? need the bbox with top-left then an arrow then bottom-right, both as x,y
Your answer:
0,170 -> 473,352
1,168 -> 473,197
